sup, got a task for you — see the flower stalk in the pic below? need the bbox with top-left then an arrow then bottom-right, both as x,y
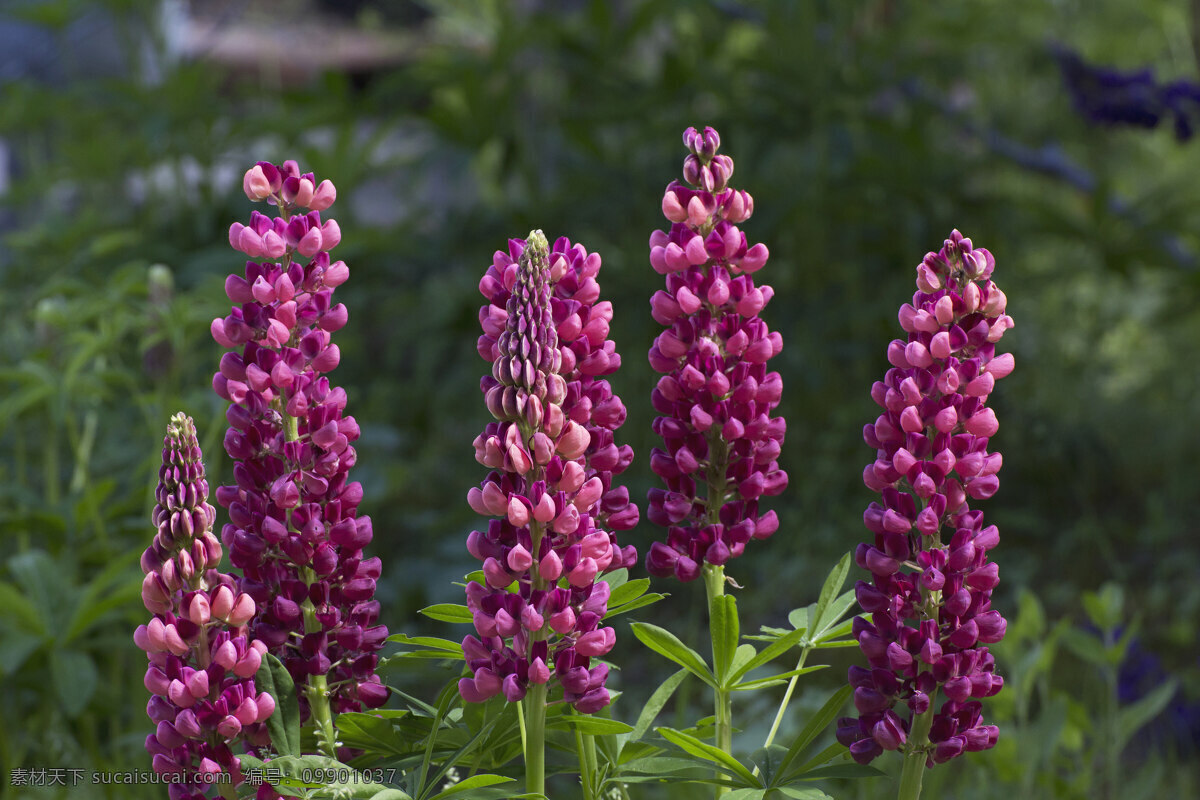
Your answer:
464,229 -> 637,795
645,125 -> 787,583
839,231 -> 1015,796
137,413 -> 275,795
211,161 -> 390,759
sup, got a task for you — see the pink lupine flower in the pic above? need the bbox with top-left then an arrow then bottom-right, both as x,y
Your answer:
838,230 -> 1013,767
462,230 -> 636,713
137,413 -> 274,796
645,126 -> 787,581
211,161 -> 387,721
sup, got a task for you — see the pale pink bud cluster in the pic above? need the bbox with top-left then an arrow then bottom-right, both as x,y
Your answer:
839,230 -> 1013,766
645,126 -> 787,581
462,231 -> 635,713
136,413 -> 274,797
212,162 -> 388,720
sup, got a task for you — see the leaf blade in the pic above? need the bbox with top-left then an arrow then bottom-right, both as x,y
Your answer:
631,623 -> 715,687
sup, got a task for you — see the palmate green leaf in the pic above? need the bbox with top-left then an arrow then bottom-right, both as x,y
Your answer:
9,551 -> 66,632
0,581 -> 45,636
782,741 -> 845,779
749,744 -> 788,785
772,787 -> 834,799
630,622 -> 715,687
619,755 -> 728,777
812,590 -> 857,640
621,668 -> 689,753
52,648 -> 97,716
726,644 -> 757,682
724,790 -> 767,800
64,544 -> 143,643
418,714 -> 506,799
239,754 -> 265,773
728,628 -> 806,685
813,617 -> 855,643
745,629 -> 790,643
419,604 -> 474,624
809,552 -> 851,635
455,570 -> 488,589
1116,679 -> 1178,752
417,679 -> 464,795
267,754 -> 394,798
787,763 -> 884,780
256,653 -> 301,757
547,714 -> 634,735
1082,582 -> 1124,632
656,727 -> 760,787
607,576 -> 649,607
600,567 -> 630,592
388,634 -> 464,653
386,684 -> 443,718
336,711 -> 414,758
811,639 -> 860,650
0,627 -> 42,676
732,665 -> 827,691
388,650 -> 467,661
605,592 -> 668,619
1060,627 -> 1109,667
426,774 -> 514,800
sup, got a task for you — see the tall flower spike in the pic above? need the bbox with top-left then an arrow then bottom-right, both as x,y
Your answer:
645,126 -> 787,581
464,229 -> 636,715
136,413 -> 275,798
838,231 -> 1013,773
211,162 -> 388,757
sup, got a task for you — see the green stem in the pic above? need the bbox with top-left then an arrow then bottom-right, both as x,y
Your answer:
284,407 -> 337,759
517,697 -> 527,756
525,682 -> 547,797
897,705 -> 934,800
523,507 -> 550,796
704,564 -> 733,798
574,726 -> 597,800
761,645 -> 811,750
1103,629 -> 1119,800
284,412 -> 299,442
302,597 -> 338,759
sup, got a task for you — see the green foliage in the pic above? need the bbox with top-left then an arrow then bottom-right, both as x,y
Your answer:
257,653 -> 303,758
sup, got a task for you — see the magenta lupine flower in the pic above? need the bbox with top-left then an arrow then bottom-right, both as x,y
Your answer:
463,230 -> 636,713
838,231 -> 1014,766
137,413 -> 275,799
644,126 -> 787,581
211,161 -> 388,719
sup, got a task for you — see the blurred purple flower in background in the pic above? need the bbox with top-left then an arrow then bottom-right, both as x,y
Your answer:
1054,45 -> 1200,141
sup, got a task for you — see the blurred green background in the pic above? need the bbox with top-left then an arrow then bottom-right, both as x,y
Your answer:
1,0 -> 1198,797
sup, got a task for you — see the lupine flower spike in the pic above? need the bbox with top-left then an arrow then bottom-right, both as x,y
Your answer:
645,125 -> 787,582
643,126 -> 787,794
840,231 -> 1013,799
464,230 -> 637,795
212,162 -> 388,760
137,413 -> 275,799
